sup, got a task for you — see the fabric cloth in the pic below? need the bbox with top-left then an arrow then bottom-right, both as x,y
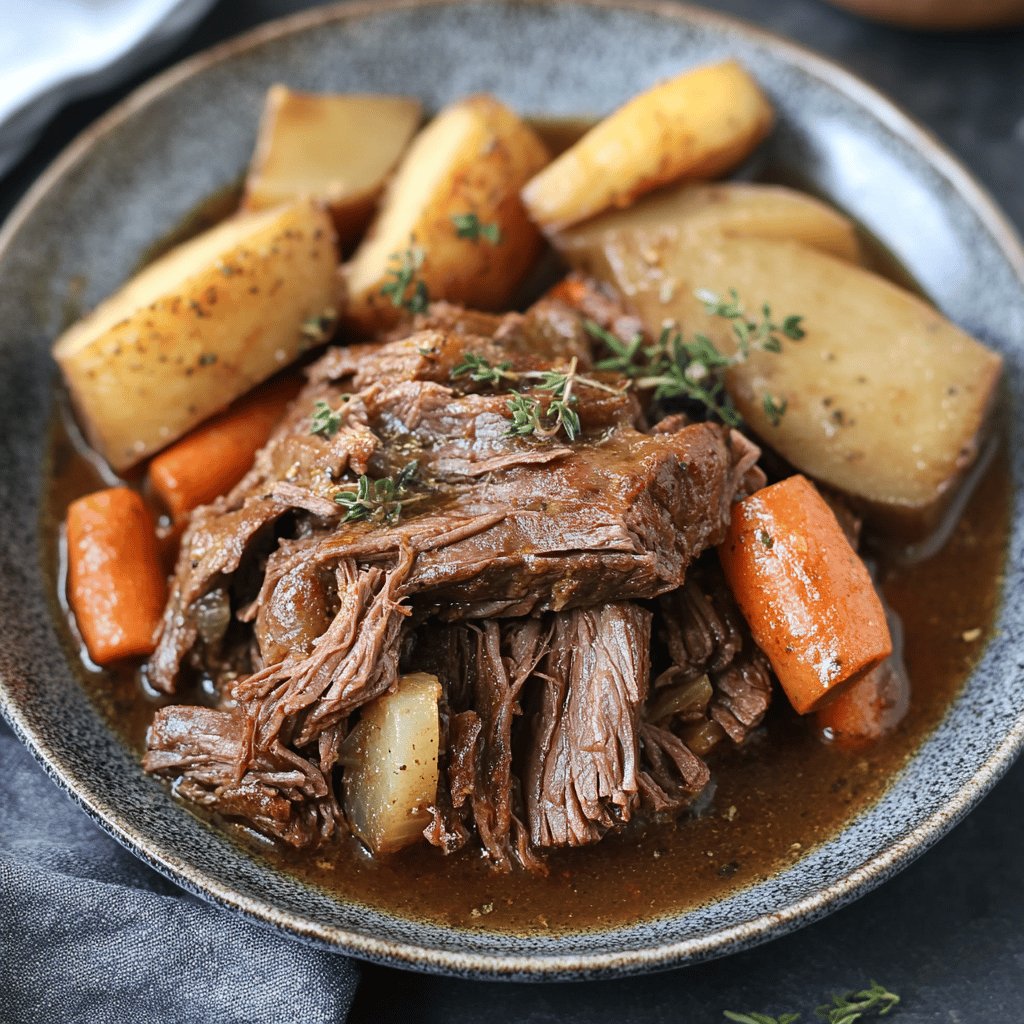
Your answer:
0,0 -> 217,178
0,720 -> 359,1024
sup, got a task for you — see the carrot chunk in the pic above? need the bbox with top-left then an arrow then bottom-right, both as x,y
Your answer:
718,474 -> 892,714
543,276 -> 590,308
816,649 -> 909,748
148,377 -> 298,520
66,487 -> 166,665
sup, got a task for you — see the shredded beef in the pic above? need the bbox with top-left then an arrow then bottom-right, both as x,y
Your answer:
709,648 -> 774,743
143,705 -> 342,846
655,557 -> 773,748
235,553 -> 414,753
523,603 -> 650,849
637,723 -> 712,814
413,619 -> 549,871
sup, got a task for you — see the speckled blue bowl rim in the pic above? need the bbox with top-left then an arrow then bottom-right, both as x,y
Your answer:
1,0 -> 1022,982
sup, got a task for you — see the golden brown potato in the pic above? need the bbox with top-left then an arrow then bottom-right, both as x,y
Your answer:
342,672 -> 442,855
243,86 -> 422,248
342,94 -> 550,336
54,200 -> 339,471
590,232 -> 1002,535
521,60 -> 774,233
555,182 -> 862,268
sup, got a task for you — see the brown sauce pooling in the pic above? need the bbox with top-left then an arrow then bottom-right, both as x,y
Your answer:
43,404 -> 1010,934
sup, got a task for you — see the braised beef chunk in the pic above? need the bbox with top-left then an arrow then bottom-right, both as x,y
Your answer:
523,603 -> 650,848
154,368 -> 749,692
308,297 -> 594,390
144,303 -> 777,863
637,723 -> 711,814
235,555 -> 413,752
143,705 -> 342,847
414,619 -> 549,871
655,557 -> 772,750
709,648 -> 774,744
658,565 -> 746,683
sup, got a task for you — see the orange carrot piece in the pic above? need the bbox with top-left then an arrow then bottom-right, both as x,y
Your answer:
543,275 -> 589,308
149,377 -> 299,520
718,474 -> 892,714
66,487 -> 166,665
816,656 -> 909,748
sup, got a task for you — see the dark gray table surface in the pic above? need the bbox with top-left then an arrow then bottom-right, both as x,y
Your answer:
3,1 -> 1022,1020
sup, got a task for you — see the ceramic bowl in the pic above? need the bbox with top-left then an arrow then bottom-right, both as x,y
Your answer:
1,0 -> 1022,981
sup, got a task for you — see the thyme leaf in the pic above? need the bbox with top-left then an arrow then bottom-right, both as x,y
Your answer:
726,981 -> 899,1024
451,212 -> 503,245
588,321 -> 646,377
310,399 -> 346,438
381,245 -> 429,314
816,982 -> 900,1024
451,352 -> 514,385
584,288 -> 804,426
505,393 -> 545,438
763,393 -> 788,427
333,461 -> 420,525
451,352 -> 623,403
504,357 -> 582,442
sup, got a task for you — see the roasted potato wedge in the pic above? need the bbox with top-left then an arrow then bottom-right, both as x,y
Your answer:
592,233 -> 1002,535
243,86 -> 422,248
521,60 -> 773,232
342,672 -> 442,855
342,94 -> 550,335
555,182 -> 862,268
54,200 -> 339,471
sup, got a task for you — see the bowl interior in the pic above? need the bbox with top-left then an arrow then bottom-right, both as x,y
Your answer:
0,0 -> 1022,980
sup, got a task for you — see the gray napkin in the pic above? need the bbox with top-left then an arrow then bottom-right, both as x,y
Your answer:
0,720 -> 359,1024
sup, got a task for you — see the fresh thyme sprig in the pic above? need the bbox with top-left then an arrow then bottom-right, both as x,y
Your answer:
588,320 -> 741,425
816,982 -> 900,1024
451,352 -> 515,386
505,393 -> 581,443
585,288 -> 804,427
506,394 -> 548,439
310,398 -> 347,438
381,245 -> 429,314
533,356 -> 582,441
697,287 -> 805,355
450,350 -> 629,443
505,357 -> 582,442
333,461 -> 420,525
724,980 -> 900,1024
451,212 -> 502,245
450,353 -> 623,397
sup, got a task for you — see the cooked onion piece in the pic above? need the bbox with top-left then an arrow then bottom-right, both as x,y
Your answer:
54,200 -> 339,471
243,86 -> 422,248
521,60 -> 774,232
342,672 -> 442,855
342,94 -> 550,335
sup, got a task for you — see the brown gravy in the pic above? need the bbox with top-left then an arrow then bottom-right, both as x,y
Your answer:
43,407 -> 1010,934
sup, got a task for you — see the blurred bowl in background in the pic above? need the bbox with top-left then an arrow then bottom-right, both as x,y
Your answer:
823,0 -> 1024,29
